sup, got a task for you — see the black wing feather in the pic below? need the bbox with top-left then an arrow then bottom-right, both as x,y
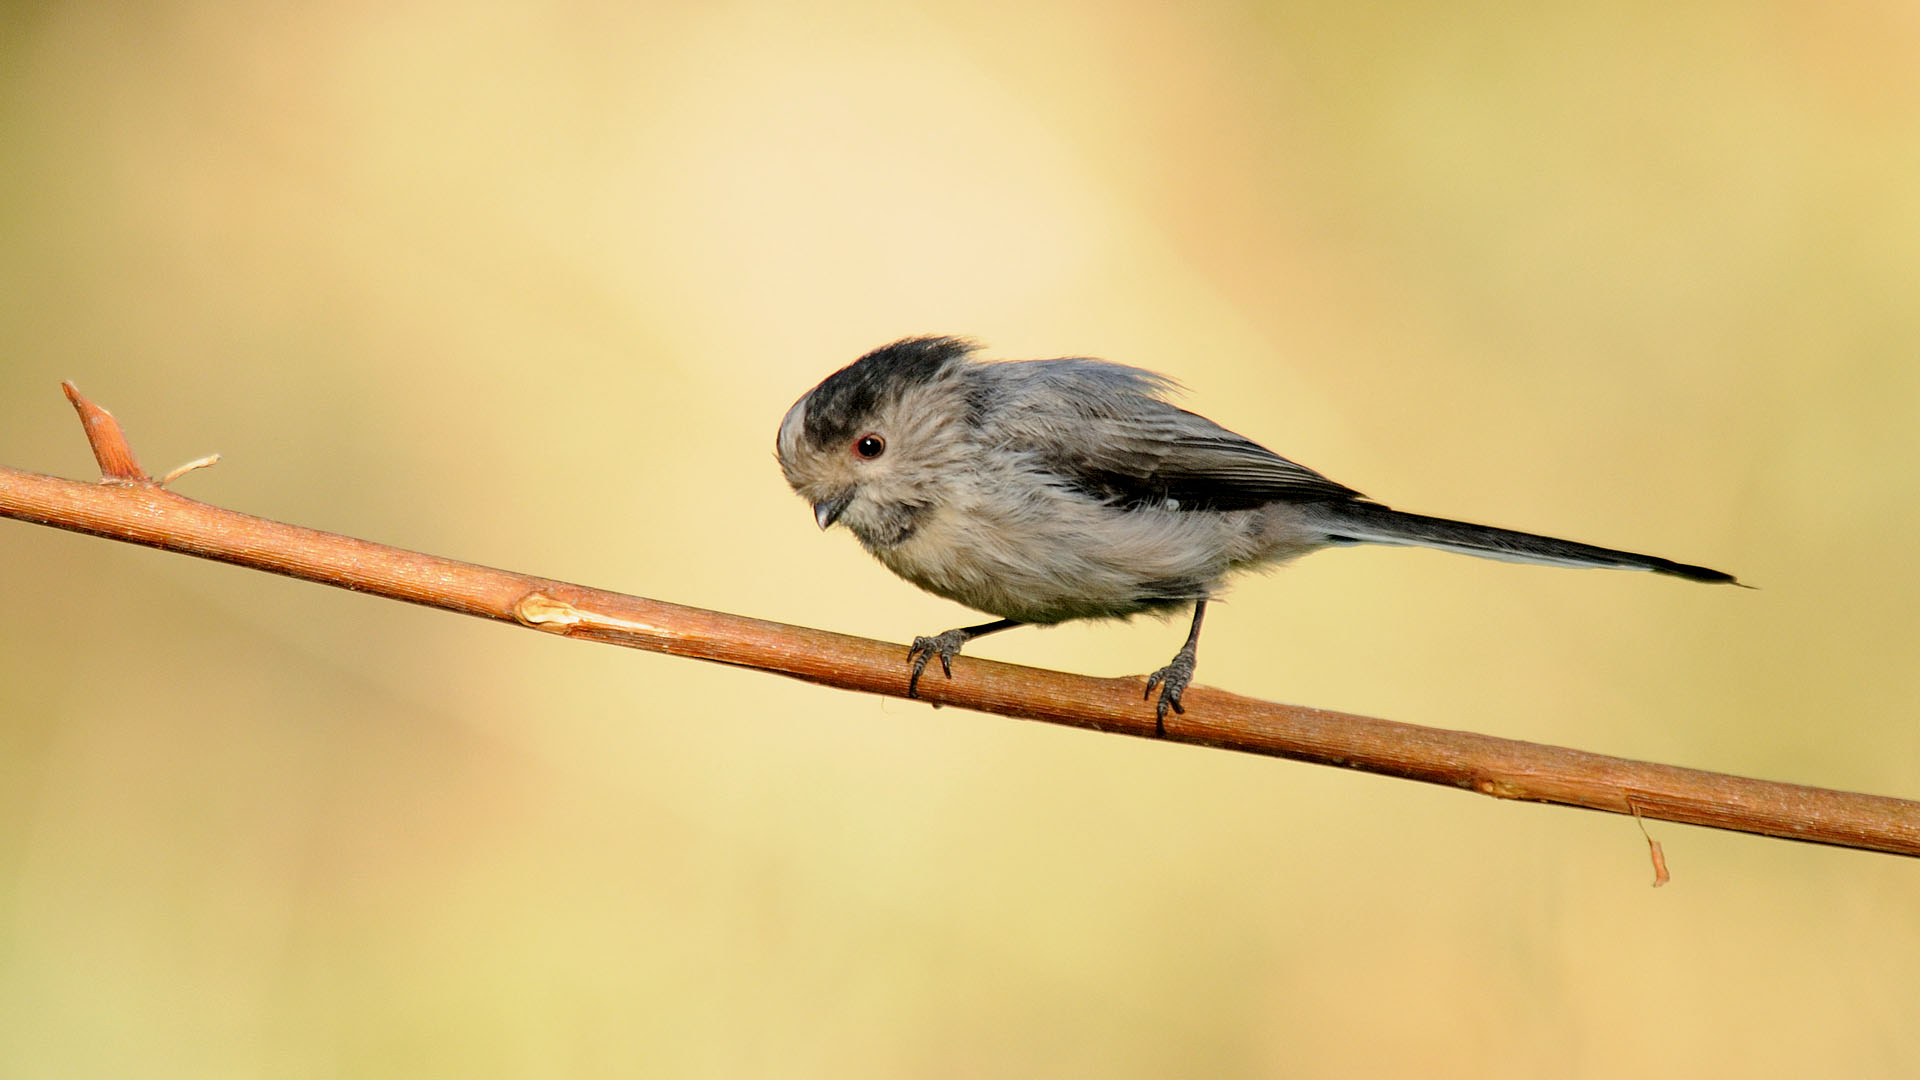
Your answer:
1058,409 -> 1364,510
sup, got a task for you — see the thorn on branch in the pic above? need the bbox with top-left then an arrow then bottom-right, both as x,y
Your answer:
62,381 -> 148,483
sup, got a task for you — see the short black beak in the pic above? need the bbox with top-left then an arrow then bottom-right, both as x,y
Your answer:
812,493 -> 852,531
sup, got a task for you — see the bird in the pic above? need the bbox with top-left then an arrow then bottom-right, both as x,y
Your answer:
775,336 -> 1739,731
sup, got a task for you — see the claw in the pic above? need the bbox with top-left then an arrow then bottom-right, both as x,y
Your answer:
907,630 -> 966,698
1144,652 -> 1195,736
903,619 -> 1025,702
906,640 -> 935,698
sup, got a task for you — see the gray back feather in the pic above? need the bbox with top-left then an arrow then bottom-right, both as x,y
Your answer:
971,358 -> 1365,511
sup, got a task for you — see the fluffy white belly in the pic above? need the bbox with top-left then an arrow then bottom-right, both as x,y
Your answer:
872,494 -> 1266,623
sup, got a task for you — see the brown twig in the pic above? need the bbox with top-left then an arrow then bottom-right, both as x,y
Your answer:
5,384 -> 1918,859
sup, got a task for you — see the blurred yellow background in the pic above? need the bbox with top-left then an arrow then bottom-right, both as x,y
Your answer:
3,2 -> 1917,1076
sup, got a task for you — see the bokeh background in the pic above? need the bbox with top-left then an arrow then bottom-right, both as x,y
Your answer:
3,2 -> 1917,1076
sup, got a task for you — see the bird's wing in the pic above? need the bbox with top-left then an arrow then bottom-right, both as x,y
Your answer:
986,359 -> 1365,511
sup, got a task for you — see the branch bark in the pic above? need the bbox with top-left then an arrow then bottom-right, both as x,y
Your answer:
5,384 -> 1917,860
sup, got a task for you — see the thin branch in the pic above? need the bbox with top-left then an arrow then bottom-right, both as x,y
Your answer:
5,384 -> 1917,859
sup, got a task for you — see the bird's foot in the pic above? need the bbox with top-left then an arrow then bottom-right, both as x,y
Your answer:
907,629 -> 973,698
1143,649 -> 1197,735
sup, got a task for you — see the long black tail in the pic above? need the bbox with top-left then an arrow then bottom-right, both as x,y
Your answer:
1307,503 -> 1740,584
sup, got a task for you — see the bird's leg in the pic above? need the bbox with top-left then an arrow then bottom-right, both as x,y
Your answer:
1144,600 -> 1207,735
907,618 -> 1024,698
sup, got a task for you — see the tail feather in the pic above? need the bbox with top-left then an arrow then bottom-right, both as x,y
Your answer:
1309,503 -> 1740,585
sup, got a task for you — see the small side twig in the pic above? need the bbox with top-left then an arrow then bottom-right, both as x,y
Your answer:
4,383 -> 1918,860
1629,799 -> 1672,887
159,454 -> 222,487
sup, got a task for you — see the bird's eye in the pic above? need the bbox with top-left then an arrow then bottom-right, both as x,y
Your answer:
853,434 -> 886,459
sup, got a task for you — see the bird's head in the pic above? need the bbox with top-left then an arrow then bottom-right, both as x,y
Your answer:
776,336 -> 979,550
